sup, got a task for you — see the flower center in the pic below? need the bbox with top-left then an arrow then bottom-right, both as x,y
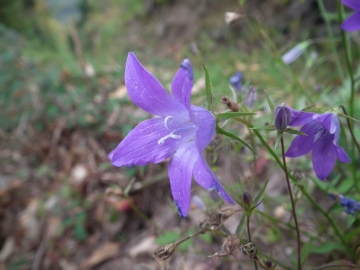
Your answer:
157,116 -> 197,145
314,126 -> 327,143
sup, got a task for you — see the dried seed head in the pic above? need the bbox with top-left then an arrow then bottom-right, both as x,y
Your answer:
241,242 -> 257,258
201,206 -> 241,230
209,235 -> 241,258
221,97 -> 239,112
153,243 -> 177,261
243,192 -> 252,207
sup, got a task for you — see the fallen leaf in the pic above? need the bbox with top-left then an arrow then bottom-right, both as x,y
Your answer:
80,242 -> 120,269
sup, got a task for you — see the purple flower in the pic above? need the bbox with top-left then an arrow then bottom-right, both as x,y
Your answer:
229,71 -> 243,91
244,86 -> 257,108
274,103 -> 292,131
330,194 -> 360,215
341,0 -> 360,32
111,53 -> 234,217
285,112 -> 350,180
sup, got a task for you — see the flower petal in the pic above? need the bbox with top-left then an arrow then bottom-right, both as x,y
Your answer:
125,52 -> 186,116
342,11 -> 360,32
171,59 -> 193,110
111,118 -> 179,166
285,121 -> 318,157
193,155 -> 234,204
334,145 -> 351,163
313,113 -> 335,134
312,133 -> 337,180
342,0 -> 360,11
288,108 -> 315,126
168,143 -> 199,217
191,105 -> 216,151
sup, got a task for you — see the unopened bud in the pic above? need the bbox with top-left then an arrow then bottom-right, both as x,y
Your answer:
245,86 -> 257,108
274,103 -> 292,131
265,259 -> 273,268
229,71 -> 243,91
243,192 -> 252,207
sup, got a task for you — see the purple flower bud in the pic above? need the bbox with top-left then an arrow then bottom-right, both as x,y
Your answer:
245,86 -> 257,108
265,259 -> 273,268
243,192 -> 252,206
229,71 -> 243,91
274,103 -> 292,131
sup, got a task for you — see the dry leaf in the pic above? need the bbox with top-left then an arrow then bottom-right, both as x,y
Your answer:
80,242 -> 120,269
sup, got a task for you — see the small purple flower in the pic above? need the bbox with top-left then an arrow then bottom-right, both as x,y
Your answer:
285,112 -> 350,180
274,103 -> 292,131
330,194 -> 360,215
244,86 -> 257,108
342,0 -> 360,32
111,53 -> 234,217
229,71 -> 243,91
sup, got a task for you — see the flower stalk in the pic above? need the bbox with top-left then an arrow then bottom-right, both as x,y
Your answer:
280,136 -> 301,270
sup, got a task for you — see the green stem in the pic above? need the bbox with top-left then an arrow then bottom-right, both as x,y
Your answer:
280,137 -> 301,270
233,117 -> 355,258
246,215 -> 258,270
336,0 -> 355,119
317,0 -> 345,80
339,105 -> 360,154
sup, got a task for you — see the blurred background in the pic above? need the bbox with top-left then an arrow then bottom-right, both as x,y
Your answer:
0,0 -> 358,269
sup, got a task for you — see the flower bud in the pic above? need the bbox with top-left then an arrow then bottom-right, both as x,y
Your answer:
243,192 -> 252,207
274,103 -> 292,131
265,259 -> 273,268
229,71 -> 243,91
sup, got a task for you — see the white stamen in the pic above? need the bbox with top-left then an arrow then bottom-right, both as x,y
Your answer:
158,132 -> 182,145
164,116 -> 173,131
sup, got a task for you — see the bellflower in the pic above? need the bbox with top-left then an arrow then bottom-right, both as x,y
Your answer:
111,53 -> 234,217
285,112 -> 350,180
341,0 -> 360,32
229,71 -> 243,91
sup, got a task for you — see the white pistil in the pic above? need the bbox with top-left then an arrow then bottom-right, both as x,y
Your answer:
164,116 -> 173,131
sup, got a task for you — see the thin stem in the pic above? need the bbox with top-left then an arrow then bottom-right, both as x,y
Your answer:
246,215 -> 258,270
280,137 -> 301,270
336,0 -> 355,118
339,105 -> 360,154
317,0 -> 345,79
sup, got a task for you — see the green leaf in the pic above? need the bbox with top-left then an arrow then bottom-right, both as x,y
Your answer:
216,125 -> 257,155
337,177 -> 354,194
202,63 -> 213,112
310,242 -> 346,254
338,113 -> 360,123
235,213 -> 246,236
216,112 -> 256,121
301,104 -> 316,111
253,179 -> 268,206
264,90 -> 275,115
284,128 -> 307,136
249,126 -> 275,131
312,177 -> 329,192
156,231 -> 181,245
312,260 -> 356,270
